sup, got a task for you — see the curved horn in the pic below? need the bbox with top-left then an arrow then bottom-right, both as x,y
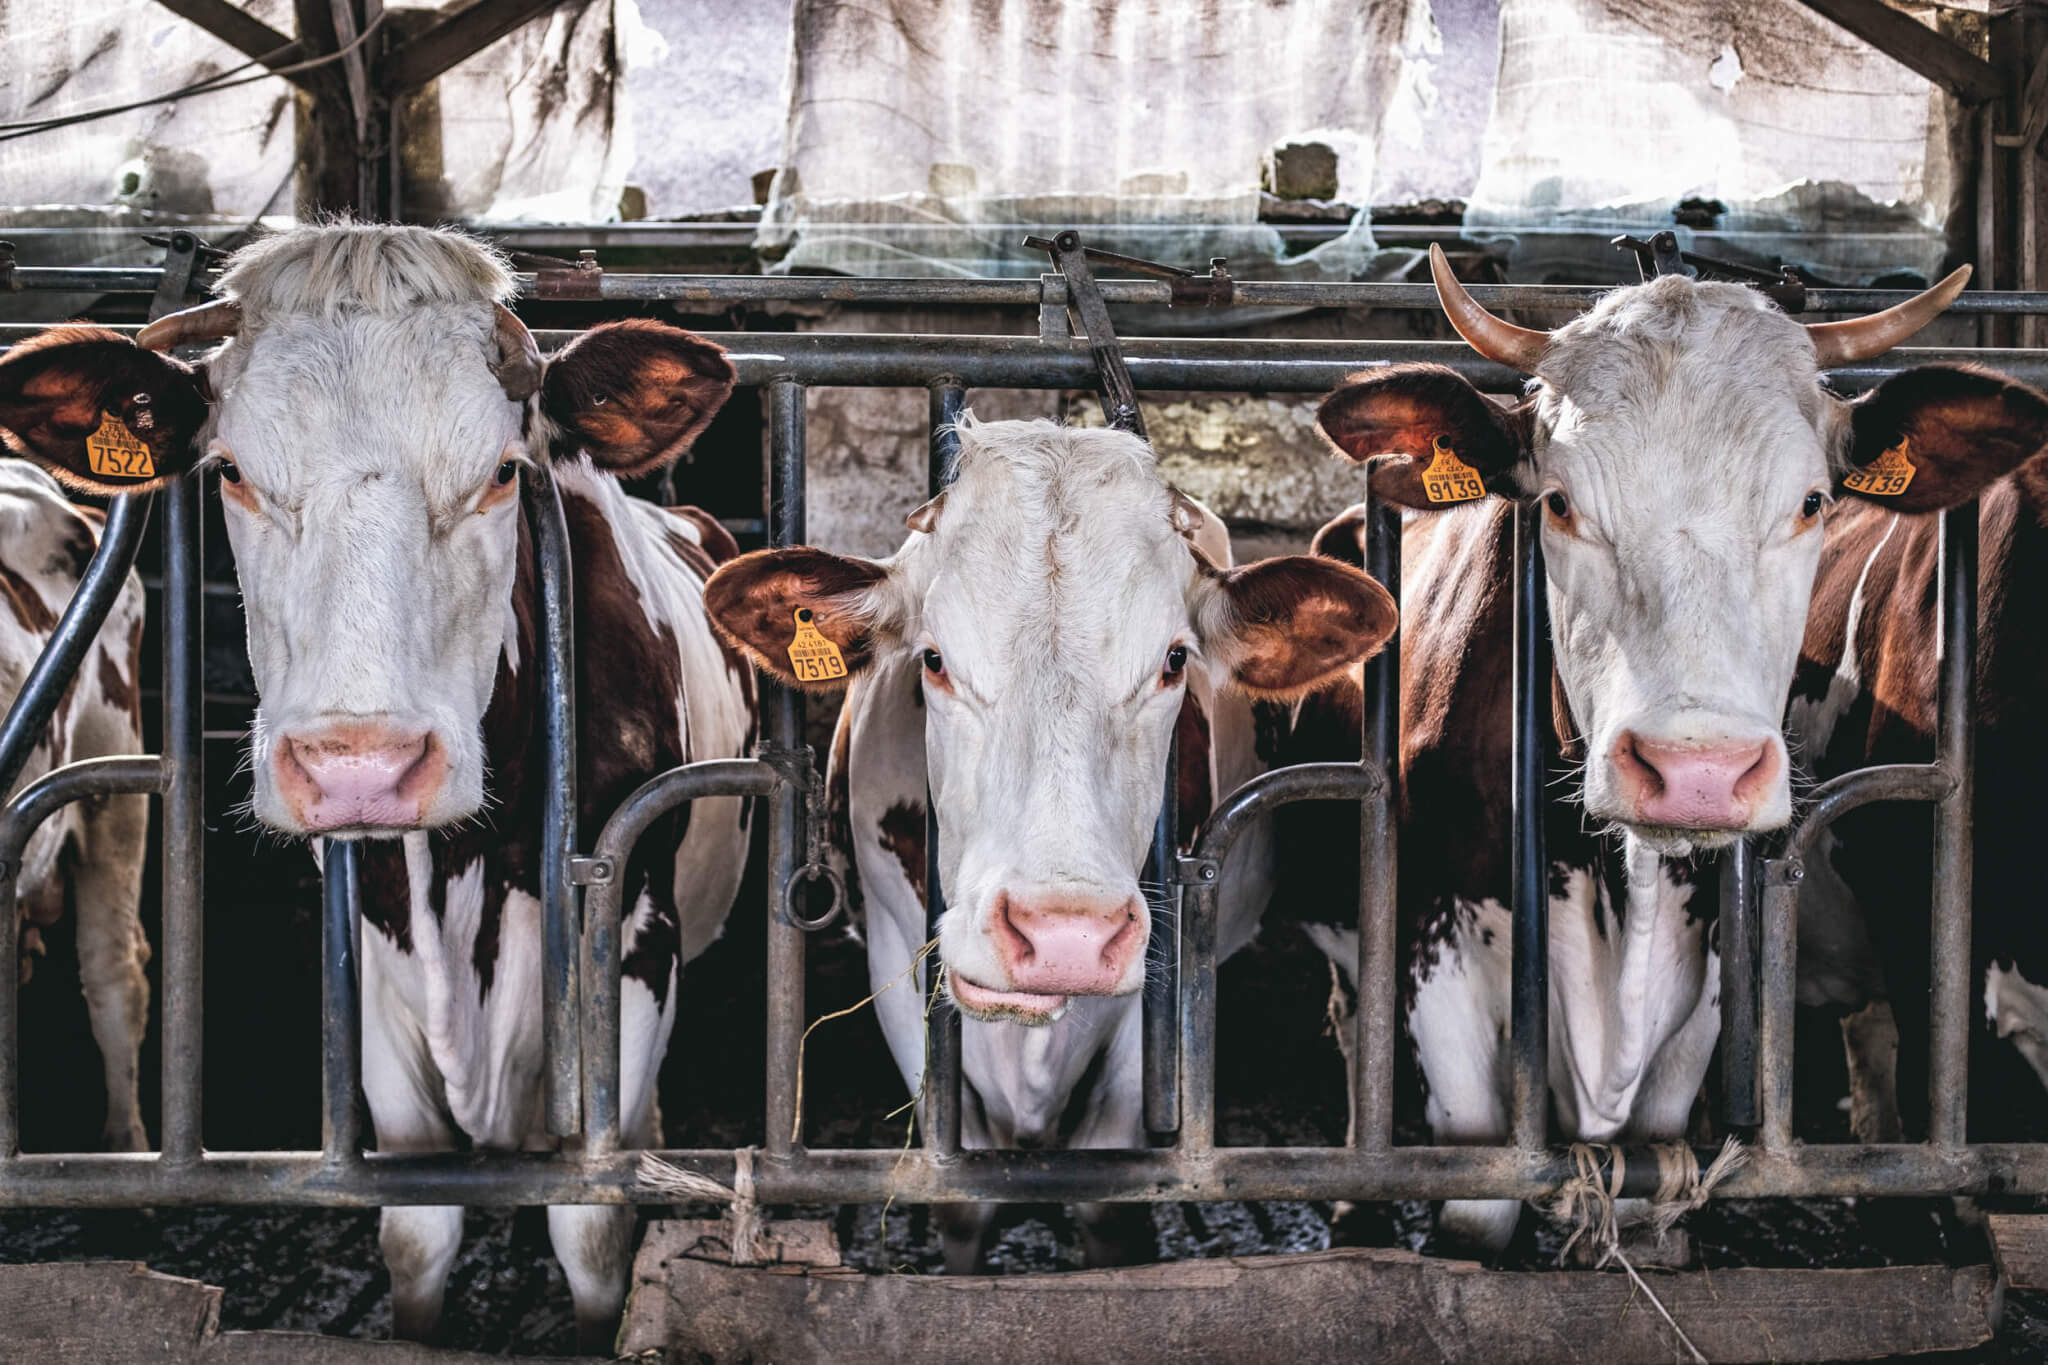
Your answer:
490,303 -> 543,402
1807,265 -> 1972,368
135,299 -> 242,353
1429,242 -> 1550,373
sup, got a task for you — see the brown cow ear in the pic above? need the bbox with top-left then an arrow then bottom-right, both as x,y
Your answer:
541,319 -> 736,477
1841,365 -> 2048,512
1316,363 -> 1530,510
703,547 -> 896,692
1309,503 -> 1371,571
1197,555 -> 1398,699
0,327 -> 211,495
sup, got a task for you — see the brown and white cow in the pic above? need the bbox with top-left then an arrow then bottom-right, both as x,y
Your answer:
0,224 -> 755,1351
0,461 -> 149,1152
1786,365 -> 2048,1143
1289,246 -> 2034,1255
705,417 -> 1395,1270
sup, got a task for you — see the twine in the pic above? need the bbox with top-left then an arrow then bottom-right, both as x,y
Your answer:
1547,1137 -> 1748,1365
635,1147 -> 767,1266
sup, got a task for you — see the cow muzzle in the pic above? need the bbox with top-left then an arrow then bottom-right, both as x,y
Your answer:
273,720 -> 449,835
946,888 -> 1146,1023
1607,727 -> 1786,837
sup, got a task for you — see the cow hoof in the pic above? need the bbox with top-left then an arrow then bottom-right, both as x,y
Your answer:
1075,1202 -> 1157,1267
573,1310 -> 621,1357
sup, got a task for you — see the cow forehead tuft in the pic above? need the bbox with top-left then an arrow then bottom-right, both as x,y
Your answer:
216,222 -> 514,322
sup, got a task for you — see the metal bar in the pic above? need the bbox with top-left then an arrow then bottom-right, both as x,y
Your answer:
1760,861 -> 1800,1151
1509,500 -> 1550,1150
1037,231 -> 1147,437
1930,502 -> 1978,1147
764,378 -> 808,1161
320,840 -> 362,1165
1983,107 -> 2002,349
580,760 -> 786,1152
0,758 -> 165,1159
1355,495 -> 1402,1152
1720,839 -> 1760,1127
1143,732 -> 1179,1138
159,468 -> 206,1165
526,467 -> 583,1139
923,381 -> 964,1158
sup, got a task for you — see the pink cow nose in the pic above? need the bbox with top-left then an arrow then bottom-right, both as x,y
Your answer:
275,723 -> 446,832
991,891 -> 1146,996
1612,731 -> 1780,830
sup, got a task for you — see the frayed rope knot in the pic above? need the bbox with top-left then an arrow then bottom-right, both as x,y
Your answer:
1546,1136 -> 1747,1365
634,1149 -> 766,1266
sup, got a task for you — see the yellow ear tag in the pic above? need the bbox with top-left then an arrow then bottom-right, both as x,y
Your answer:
1419,435 -> 1485,504
1841,436 -> 1916,497
84,411 -> 155,481
786,607 -> 847,683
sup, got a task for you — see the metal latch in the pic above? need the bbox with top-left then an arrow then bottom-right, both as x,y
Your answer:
567,855 -> 615,886
536,249 -> 604,300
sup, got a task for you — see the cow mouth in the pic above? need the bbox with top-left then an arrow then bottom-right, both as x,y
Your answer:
946,972 -> 1068,1025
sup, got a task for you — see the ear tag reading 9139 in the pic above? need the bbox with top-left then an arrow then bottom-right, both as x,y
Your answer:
1841,436 -> 1916,498
1420,434 -> 1485,504
786,607 -> 847,683
85,411 -> 155,481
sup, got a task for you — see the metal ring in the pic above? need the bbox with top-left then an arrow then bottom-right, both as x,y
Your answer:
781,861 -> 846,932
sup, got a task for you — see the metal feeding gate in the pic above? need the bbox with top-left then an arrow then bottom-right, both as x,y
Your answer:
4,230 -> 2048,1219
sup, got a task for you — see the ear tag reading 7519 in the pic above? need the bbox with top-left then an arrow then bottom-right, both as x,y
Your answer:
1420,434 -> 1485,504
85,411 -> 155,481
1841,436 -> 1916,498
786,607 -> 847,683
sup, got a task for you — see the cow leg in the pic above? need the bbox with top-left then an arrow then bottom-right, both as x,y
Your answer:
936,1203 -> 1000,1274
70,804 -> 149,1153
1410,901 -> 1517,1256
1069,1014 -> 1155,1268
1842,999 -> 1904,1143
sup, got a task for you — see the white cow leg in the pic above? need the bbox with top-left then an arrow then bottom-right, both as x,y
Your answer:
71,803 -> 150,1152
1410,908 -> 1518,1257
1068,1016 -> 1155,1267
1601,952 -> 1722,1268
935,1202 -> 999,1273
1841,999 -> 1904,1143
548,1203 -> 634,1354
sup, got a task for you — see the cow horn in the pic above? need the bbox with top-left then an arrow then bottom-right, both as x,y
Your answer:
490,303 -> 543,402
134,299 -> 242,353
1428,243 -> 1549,373
1807,265 -> 1972,368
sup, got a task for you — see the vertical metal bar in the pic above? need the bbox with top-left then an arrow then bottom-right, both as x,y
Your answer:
1355,495 -> 1401,1152
527,467 -> 583,1139
321,840 -> 362,1163
1981,107 -> 2002,349
1760,864 -> 1800,1151
1719,838 -> 1760,1127
1178,873 -> 1219,1155
1929,502 -> 1977,1148
1509,499 -> 1550,1151
1142,735 -> 1179,1137
764,378 -> 807,1160
923,381 -> 964,1157
158,455 -> 206,1165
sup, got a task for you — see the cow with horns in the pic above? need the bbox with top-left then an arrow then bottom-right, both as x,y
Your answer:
0,224 -> 756,1351
1293,245 -> 2044,1255
705,416 -> 1397,1271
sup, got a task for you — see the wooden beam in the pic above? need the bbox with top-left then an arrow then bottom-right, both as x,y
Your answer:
147,0 -> 312,88
384,0 -> 566,91
1797,0 -> 2003,103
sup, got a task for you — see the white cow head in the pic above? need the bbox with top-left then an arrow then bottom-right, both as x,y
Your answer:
0,224 -> 735,838
707,418 -> 1396,1022
1320,246 -> 2044,854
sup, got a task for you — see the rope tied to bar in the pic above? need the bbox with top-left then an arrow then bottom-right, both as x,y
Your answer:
1547,1136 -> 1747,1365
634,1148 -> 767,1266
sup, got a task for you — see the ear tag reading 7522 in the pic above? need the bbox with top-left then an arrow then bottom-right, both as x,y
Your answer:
85,411 -> 155,481
1420,434 -> 1485,504
786,607 -> 847,683
1841,436 -> 1916,498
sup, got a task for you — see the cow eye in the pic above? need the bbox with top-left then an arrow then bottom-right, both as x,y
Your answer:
1544,490 -> 1570,520
1162,644 -> 1188,680
216,458 -> 242,485
495,460 -> 519,487
922,648 -> 945,676
1802,490 -> 1825,519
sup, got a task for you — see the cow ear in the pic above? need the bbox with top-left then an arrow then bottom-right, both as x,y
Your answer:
1309,504 -> 1371,571
704,547 -> 898,691
1317,363 -> 1530,510
0,327 -> 211,495
1840,365 -> 2048,512
1196,555 -> 1398,699
541,319 -> 736,477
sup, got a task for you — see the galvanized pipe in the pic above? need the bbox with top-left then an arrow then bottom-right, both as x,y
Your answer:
321,841 -> 362,1165
1930,503 -> 1978,1147
923,381 -> 964,1158
1719,839 -> 1760,1128
764,378 -> 809,1161
526,468 -> 584,1139
1355,495 -> 1401,1152
1509,499 -> 1550,1150
159,472 -> 205,1166
1760,861 -> 1800,1152
0,757 -> 164,1158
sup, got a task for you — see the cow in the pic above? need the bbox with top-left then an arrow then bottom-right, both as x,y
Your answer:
703,416 -> 1396,1271
0,223 -> 756,1352
1291,245 -> 2038,1257
0,461 -> 149,1153
1786,364 -> 2048,1145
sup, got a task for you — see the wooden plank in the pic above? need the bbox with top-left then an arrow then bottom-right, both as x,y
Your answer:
1796,0 -> 2003,103
205,1332 -> 580,1363
0,1261 -> 219,1363
620,1241 -> 1999,1365
1989,1212 -> 2048,1289
147,0 -> 312,85
383,0 -> 567,91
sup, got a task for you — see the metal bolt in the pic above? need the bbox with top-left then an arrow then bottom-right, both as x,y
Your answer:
1201,865 -> 1216,881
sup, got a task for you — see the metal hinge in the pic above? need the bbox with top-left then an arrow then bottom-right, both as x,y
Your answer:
567,855 -> 616,886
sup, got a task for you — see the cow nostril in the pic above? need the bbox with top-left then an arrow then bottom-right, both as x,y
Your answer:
1619,733 -> 1667,798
